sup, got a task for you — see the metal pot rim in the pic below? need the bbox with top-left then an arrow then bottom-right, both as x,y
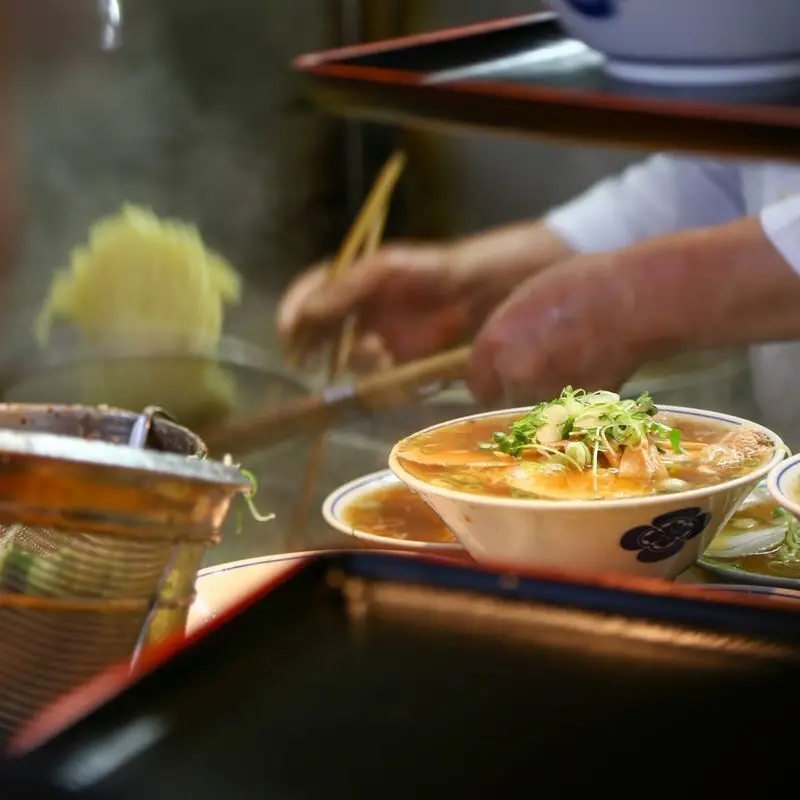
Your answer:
0,335 -> 310,399
0,402 -> 248,488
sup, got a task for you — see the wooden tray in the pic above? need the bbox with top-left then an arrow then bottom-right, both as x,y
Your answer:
294,12 -> 800,160
4,552 -> 800,797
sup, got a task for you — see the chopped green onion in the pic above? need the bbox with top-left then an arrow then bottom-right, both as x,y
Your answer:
564,440 -> 590,469
776,516 -> 800,564
487,386 -> 680,475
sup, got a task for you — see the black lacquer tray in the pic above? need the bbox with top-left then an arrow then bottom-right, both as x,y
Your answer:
294,12 -> 800,160
2,551 -> 799,798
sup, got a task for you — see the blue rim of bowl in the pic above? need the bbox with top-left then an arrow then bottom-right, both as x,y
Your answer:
698,584 -> 800,600
767,453 -> 800,518
197,552 -> 319,579
321,469 -> 463,552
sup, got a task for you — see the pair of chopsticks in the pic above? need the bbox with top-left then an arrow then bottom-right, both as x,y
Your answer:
285,151 -> 408,547
286,150 -> 407,372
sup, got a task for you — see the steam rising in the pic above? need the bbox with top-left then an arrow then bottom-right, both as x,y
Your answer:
7,0 -> 341,348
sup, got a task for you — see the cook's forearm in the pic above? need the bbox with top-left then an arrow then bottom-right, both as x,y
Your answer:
453,220 -> 574,284
455,154 -> 744,284
618,214 -> 800,360
451,220 -> 575,323
545,155 -> 745,254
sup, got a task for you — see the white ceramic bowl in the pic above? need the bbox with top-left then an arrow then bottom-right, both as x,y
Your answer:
547,0 -> 800,84
767,453 -> 800,519
389,406 -> 785,580
322,469 -> 463,555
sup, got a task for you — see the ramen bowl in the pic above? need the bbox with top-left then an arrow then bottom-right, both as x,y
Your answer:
547,0 -> 800,85
767,453 -> 800,519
389,405 -> 785,579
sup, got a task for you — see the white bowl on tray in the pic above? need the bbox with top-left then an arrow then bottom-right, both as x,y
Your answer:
698,583 -> 800,601
322,469 -> 464,556
767,453 -> 800,519
389,405 -> 785,580
546,0 -> 800,85
188,552 -> 316,634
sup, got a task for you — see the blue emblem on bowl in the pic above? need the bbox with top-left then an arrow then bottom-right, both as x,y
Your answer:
561,0 -> 619,19
620,507 -> 711,563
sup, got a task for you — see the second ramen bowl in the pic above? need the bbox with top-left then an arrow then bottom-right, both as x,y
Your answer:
547,0 -> 800,85
767,453 -> 800,519
389,406 -> 785,580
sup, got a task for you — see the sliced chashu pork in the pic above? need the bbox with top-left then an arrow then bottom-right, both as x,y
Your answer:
702,425 -> 774,478
506,462 -> 654,500
617,439 -> 668,482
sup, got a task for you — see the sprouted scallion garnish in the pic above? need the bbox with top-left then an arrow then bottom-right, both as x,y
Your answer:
229,462 -> 275,535
774,515 -> 800,565
486,386 -> 682,474
241,469 -> 275,523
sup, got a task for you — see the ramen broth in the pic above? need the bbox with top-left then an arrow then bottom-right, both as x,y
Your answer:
396,411 -> 773,501
342,484 -> 456,544
703,493 -> 800,580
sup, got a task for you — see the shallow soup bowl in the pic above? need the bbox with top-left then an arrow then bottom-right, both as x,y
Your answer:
388,406 -> 785,580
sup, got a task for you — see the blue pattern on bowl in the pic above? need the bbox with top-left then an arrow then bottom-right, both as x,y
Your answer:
562,0 -> 619,19
620,507 -> 712,563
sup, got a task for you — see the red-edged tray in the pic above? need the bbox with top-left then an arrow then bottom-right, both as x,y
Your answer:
294,12 -> 800,160
3,551 -> 800,798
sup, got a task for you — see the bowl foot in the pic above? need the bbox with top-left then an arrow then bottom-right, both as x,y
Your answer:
605,57 -> 800,86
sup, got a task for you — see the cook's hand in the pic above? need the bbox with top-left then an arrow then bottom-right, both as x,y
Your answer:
468,216 -> 800,406
276,223 -> 573,373
467,252 -> 646,405
277,244 -> 471,372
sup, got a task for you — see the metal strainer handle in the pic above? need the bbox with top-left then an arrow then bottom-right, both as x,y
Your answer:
127,406 -> 177,449
127,405 -> 186,671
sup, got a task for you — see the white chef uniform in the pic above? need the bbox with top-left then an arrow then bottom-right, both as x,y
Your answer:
544,155 -> 800,448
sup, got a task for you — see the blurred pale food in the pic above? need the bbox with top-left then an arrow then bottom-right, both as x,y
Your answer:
34,205 -> 243,422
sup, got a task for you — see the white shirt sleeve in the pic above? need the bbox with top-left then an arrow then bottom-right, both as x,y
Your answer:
544,155 -> 745,254
761,194 -> 800,275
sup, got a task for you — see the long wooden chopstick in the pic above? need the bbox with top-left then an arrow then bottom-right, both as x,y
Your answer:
333,203 -> 389,377
286,151 -> 406,548
288,207 -> 389,547
286,150 -> 406,369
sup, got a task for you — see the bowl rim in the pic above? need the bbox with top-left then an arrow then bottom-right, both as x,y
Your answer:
389,404 -> 786,511
699,583 -> 800,599
196,551 -> 322,579
321,468 -> 463,552
766,452 -> 800,518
